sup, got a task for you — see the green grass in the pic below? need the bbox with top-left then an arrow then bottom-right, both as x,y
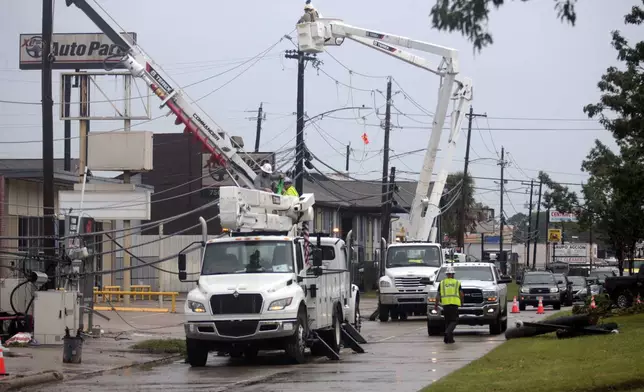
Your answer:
422,313 -> 644,392
507,281 -> 519,300
131,339 -> 186,356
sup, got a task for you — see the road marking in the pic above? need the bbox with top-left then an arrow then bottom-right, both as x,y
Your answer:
372,326 -> 426,343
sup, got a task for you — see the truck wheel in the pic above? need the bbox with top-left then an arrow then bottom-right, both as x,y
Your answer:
489,315 -> 503,335
427,321 -> 444,336
616,291 -> 633,309
378,303 -> 390,322
325,306 -> 342,358
186,338 -> 209,367
285,309 -> 308,364
391,309 -> 400,321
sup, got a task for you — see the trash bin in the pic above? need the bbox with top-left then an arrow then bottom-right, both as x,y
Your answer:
63,335 -> 83,364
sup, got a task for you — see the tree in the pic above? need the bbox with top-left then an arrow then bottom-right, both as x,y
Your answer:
583,2 -> 644,152
578,141 -> 644,275
429,0 -> 577,51
537,171 -> 578,213
440,171 -> 490,241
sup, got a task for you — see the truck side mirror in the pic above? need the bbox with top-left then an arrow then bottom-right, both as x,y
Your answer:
178,253 -> 187,281
312,248 -> 323,268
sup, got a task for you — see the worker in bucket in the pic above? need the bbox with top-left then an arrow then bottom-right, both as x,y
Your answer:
435,265 -> 464,344
254,162 -> 282,193
298,1 -> 320,23
282,177 -> 299,197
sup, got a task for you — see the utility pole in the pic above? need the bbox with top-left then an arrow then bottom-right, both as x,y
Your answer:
122,74 -> 132,306
525,180 -> 535,267
253,102 -> 263,152
284,50 -> 319,194
42,0 -> 56,290
345,143 -> 351,172
380,77 -> 393,240
498,147 -> 507,274
458,107 -> 486,250
532,180 -> 543,270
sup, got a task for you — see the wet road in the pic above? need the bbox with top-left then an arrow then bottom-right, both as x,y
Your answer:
30,307 -> 556,392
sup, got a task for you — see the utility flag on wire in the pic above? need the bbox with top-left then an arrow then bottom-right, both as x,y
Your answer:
361,132 -> 369,144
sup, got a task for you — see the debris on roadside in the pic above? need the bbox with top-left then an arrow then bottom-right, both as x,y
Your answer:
504,314 -> 620,340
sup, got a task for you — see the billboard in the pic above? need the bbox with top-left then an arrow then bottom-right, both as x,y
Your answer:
554,244 -> 588,258
19,32 -> 137,70
549,211 -> 578,223
201,152 -> 276,196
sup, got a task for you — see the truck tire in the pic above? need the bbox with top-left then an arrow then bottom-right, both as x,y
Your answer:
427,321 -> 444,336
186,338 -> 209,367
325,306 -> 342,359
489,314 -> 503,335
285,309 -> 308,364
616,291 -> 633,309
378,303 -> 389,322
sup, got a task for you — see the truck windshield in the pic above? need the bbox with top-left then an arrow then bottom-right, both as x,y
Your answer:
201,240 -> 295,275
523,274 -> 555,285
386,246 -> 441,268
568,276 -> 586,286
435,267 -> 494,282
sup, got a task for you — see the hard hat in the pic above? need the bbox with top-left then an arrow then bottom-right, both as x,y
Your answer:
284,176 -> 293,183
445,266 -> 456,274
260,163 -> 273,174
304,3 -> 314,10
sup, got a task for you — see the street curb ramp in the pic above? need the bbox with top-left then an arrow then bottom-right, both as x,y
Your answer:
0,370 -> 64,391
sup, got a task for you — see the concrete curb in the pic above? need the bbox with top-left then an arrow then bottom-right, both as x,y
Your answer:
0,353 -> 182,391
0,370 -> 64,392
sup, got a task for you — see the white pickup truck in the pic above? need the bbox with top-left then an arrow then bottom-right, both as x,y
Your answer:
179,233 -> 364,366
378,243 -> 444,321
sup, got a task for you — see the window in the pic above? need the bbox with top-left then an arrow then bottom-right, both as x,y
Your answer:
523,274 -> 556,285
295,244 -> 304,272
386,245 -> 441,268
201,240 -> 295,275
321,246 -> 335,260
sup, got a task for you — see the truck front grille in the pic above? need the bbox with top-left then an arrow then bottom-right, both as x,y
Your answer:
529,288 -> 550,294
462,288 -> 484,304
214,320 -> 259,337
394,277 -> 423,289
210,293 -> 263,315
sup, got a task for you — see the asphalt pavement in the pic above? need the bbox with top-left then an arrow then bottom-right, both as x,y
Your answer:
28,302 -> 559,392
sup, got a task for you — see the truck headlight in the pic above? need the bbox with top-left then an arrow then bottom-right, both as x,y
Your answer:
187,300 -> 206,313
550,287 -> 559,293
483,291 -> 498,302
520,287 -> 529,294
268,297 -> 293,311
427,293 -> 437,303
380,280 -> 391,288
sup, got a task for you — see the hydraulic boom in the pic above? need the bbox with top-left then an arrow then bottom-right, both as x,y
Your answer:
297,18 -> 473,242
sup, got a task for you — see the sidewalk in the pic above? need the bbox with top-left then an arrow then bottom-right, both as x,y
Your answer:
0,311 -> 186,391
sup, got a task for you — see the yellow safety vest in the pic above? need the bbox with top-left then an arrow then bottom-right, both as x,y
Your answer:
439,278 -> 462,306
284,187 -> 299,197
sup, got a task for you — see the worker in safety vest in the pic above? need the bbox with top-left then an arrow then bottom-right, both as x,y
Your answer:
282,177 -> 299,197
435,265 -> 464,344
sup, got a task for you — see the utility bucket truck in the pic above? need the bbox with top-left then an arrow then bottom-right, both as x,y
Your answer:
178,187 -> 365,365
63,0 -> 365,365
297,16 -> 473,322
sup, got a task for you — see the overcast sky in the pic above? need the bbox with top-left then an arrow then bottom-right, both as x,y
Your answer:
0,0 -> 640,219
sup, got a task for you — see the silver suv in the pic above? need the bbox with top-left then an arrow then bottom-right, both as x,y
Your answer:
427,262 -> 512,336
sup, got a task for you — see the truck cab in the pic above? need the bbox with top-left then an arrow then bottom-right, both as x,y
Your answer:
377,242 -> 443,321
181,234 -> 362,366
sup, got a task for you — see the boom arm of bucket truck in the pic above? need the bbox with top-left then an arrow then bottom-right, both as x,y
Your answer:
64,0 -> 317,236
297,19 -> 473,242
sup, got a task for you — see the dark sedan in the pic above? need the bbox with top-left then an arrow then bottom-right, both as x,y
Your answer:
519,272 -> 561,310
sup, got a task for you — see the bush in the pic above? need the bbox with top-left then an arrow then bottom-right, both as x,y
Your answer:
572,294 -> 644,318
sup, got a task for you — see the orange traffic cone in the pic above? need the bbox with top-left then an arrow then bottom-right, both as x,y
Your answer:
0,340 -> 7,376
536,297 -> 545,314
511,296 -> 520,313
590,296 -> 597,309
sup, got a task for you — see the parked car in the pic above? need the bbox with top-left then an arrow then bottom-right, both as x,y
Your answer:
519,271 -> 561,311
604,268 -> 644,308
566,275 -> 588,302
554,273 -> 574,306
